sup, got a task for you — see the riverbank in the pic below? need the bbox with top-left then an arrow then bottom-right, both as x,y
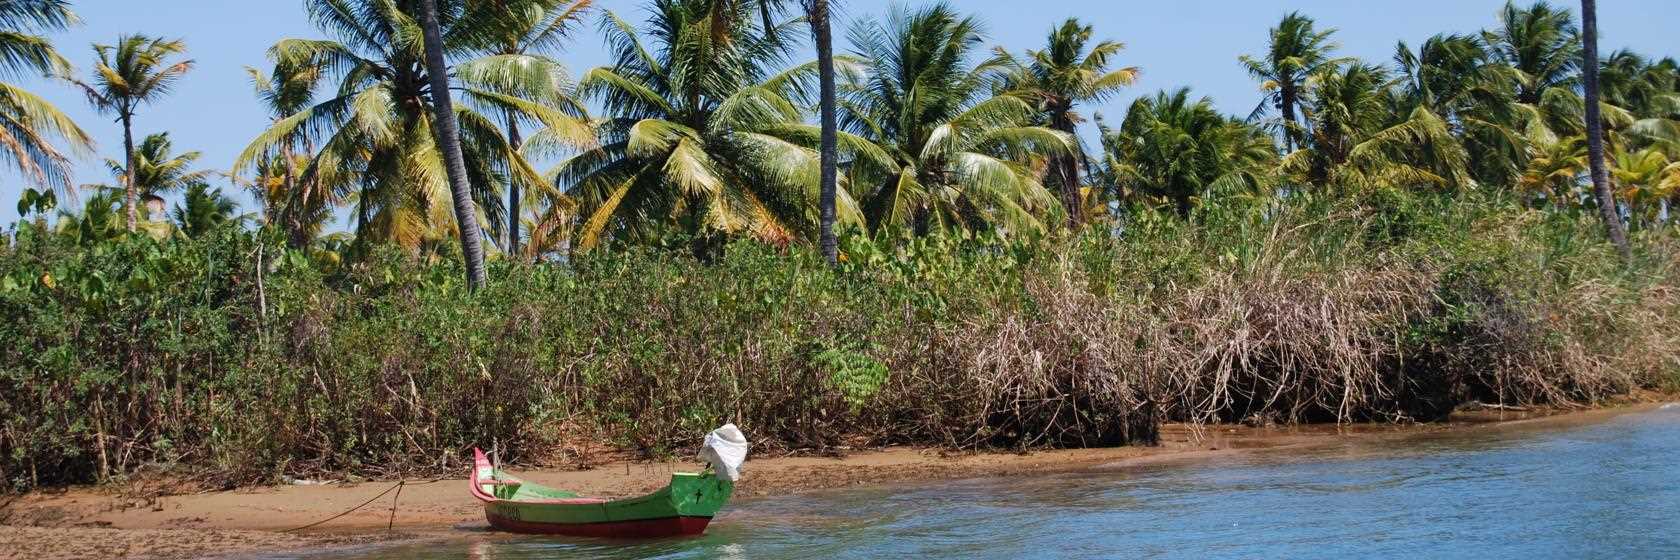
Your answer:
10,193 -> 1679,496
3,401 -> 1670,560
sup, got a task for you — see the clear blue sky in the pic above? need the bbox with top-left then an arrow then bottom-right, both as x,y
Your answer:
6,0 -> 1679,225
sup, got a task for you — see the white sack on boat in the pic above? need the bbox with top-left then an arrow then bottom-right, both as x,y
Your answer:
699,424 -> 750,482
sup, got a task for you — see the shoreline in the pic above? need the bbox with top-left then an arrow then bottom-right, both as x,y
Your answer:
2,401 -> 1671,559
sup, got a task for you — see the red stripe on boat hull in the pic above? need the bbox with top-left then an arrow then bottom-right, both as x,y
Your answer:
485,512 -> 713,538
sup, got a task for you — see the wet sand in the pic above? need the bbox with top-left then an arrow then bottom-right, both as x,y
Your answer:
2,401 -> 1670,559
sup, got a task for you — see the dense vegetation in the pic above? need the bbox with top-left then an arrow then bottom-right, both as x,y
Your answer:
5,190 -> 1677,489
1,0 -> 1679,489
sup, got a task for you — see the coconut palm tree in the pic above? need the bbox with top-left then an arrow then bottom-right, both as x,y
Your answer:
1395,33 -> 1525,187
1609,146 -> 1678,228
1482,1 -> 1619,144
1099,88 -> 1275,215
558,0 -> 872,254
1593,53 -> 1680,225
717,0 -> 844,262
75,35 -> 193,232
1579,0 -> 1630,256
1599,51 -> 1677,118
1397,34 -> 1500,113
171,182 -> 244,238
1284,63 -> 1468,192
0,0 -> 92,196
840,3 -> 1073,237
994,18 -> 1139,228
55,188 -> 126,247
1485,1 -> 1580,107
236,0 -> 578,255
1604,54 -> 1680,165
244,56 -> 331,248
1241,12 -> 1345,153
472,0 -> 593,258
240,151 -> 335,248
102,132 -> 211,221
1517,135 -> 1588,209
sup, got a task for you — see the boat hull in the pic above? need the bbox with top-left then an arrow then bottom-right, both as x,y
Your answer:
485,512 -> 713,538
470,449 -> 734,539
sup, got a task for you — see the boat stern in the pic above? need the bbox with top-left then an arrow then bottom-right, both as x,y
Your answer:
668,471 -> 735,518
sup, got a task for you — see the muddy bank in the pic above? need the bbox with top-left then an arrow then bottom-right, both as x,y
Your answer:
0,526 -> 410,560
2,402 -> 1670,560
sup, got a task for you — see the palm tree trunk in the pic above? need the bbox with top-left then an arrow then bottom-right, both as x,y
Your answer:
294,139 -> 317,248
505,111 -> 522,260
419,0 -> 488,290
280,144 -> 304,248
121,113 -> 137,232
1052,110 -> 1082,229
808,0 -> 839,265
1280,86 -> 1299,153
356,180 -> 369,237
1580,0 -> 1631,259
277,145 -> 293,225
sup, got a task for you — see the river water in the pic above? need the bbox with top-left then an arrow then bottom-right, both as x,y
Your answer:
320,404 -> 1680,559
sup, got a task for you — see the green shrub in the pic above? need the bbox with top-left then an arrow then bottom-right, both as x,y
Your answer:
815,343 -> 889,412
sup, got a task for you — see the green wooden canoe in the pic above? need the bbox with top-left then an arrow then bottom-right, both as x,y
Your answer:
470,448 -> 735,538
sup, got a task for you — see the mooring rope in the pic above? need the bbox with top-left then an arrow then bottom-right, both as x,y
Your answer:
281,477 -> 452,533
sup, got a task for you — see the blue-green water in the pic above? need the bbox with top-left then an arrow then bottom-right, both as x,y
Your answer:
314,405 -> 1680,559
